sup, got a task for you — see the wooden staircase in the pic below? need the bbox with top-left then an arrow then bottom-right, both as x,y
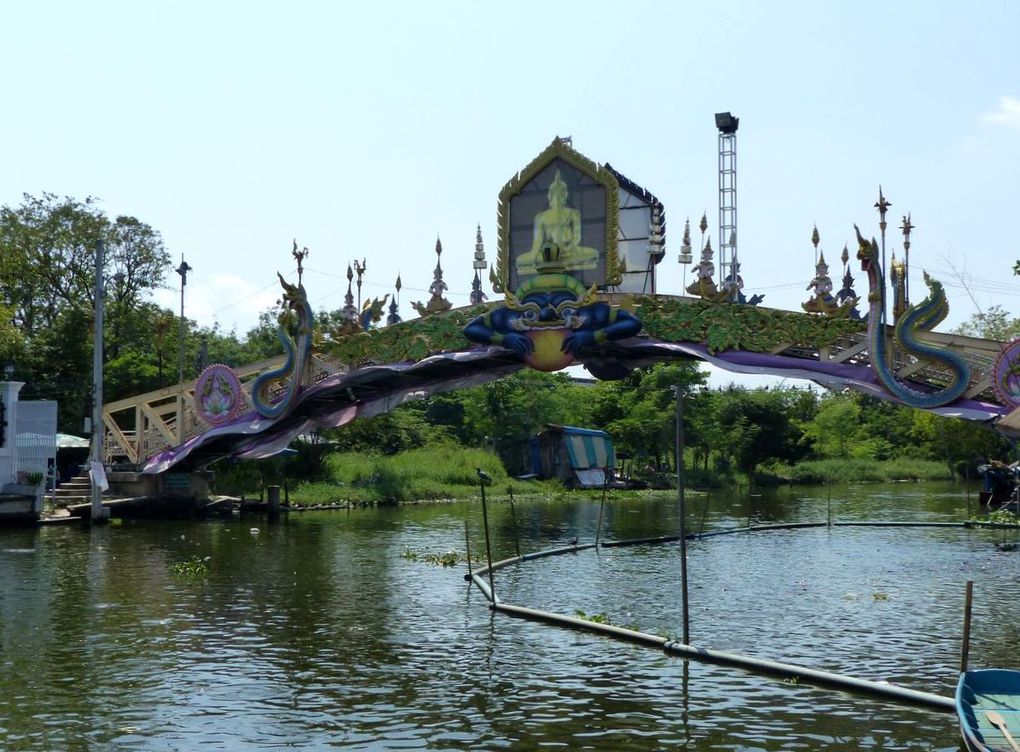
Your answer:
47,474 -> 94,517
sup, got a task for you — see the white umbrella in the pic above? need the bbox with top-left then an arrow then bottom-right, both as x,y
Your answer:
56,433 -> 90,449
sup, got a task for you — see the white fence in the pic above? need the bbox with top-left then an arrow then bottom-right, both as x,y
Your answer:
15,400 -> 57,486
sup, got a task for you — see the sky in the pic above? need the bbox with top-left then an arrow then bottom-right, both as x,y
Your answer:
3,1 -> 1019,387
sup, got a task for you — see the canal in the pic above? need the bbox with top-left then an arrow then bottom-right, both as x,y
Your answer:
1,482 -> 1016,750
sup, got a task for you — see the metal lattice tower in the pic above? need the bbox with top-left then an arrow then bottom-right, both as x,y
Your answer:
715,112 -> 739,300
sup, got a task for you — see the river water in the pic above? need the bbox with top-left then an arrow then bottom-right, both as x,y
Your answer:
1,482 -> 1017,750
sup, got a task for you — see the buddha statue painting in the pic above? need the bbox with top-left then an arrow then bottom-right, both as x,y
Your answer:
515,169 -> 600,277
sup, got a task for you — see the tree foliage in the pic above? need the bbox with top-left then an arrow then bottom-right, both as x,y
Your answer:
459,370 -> 594,450
951,304 -> 1020,342
590,362 -> 707,468
0,193 -> 170,337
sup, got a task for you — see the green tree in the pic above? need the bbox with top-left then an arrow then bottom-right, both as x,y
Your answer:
715,387 -> 810,477
328,407 -> 449,455
0,193 -> 169,336
21,307 -> 93,429
0,302 -> 24,366
851,395 -> 915,459
911,410 -> 1012,475
951,304 -> 1020,342
590,362 -> 707,470
0,193 -> 175,427
803,392 -> 860,458
459,370 -> 593,454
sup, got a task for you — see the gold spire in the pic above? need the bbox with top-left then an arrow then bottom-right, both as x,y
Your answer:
874,187 -> 891,232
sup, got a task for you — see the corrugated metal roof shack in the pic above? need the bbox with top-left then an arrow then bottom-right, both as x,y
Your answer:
527,425 -> 616,488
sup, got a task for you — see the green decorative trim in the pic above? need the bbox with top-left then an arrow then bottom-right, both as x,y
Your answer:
632,296 -> 865,355
494,138 -> 621,293
326,297 -> 866,367
326,306 -> 491,367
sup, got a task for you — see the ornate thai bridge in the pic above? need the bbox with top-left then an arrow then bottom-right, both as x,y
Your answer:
97,139 -> 1020,475
99,290 -> 1017,474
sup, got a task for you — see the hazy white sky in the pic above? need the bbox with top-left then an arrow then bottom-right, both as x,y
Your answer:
4,1 -> 1018,376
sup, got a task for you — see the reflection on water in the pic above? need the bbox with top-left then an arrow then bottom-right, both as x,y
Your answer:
0,482 -> 1012,750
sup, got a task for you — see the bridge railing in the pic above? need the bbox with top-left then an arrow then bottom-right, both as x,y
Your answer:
101,352 -> 347,466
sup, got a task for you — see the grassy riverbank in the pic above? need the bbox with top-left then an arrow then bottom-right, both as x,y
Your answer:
227,444 -> 959,506
284,445 -> 562,506
758,458 -> 952,485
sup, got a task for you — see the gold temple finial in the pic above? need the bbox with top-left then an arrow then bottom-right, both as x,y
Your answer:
291,239 -> 309,284
678,218 -> 693,265
900,213 -> 913,250
699,212 -> 708,235
874,186 -> 891,232
841,243 -> 849,267
471,224 -> 488,305
473,223 -> 486,271
354,258 -> 367,311
678,217 -> 693,289
341,264 -> 357,328
900,213 -> 913,306
873,187 -> 892,324
386,274 -> 402,326
412,236 -> 452,317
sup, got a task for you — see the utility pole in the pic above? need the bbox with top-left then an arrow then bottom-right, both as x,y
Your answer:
176,257 -> 192,443
90,239 -> 109,521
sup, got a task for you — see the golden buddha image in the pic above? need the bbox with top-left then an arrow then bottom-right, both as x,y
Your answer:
515,169 -> 600,276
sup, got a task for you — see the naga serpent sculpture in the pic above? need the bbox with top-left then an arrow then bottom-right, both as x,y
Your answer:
251,273 -> 314,418
855,225 -> 971,408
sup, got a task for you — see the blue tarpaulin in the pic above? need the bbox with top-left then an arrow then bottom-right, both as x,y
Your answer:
530,425 -> 615,488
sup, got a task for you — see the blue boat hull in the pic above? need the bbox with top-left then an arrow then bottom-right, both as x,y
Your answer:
957,669 -> 1020,751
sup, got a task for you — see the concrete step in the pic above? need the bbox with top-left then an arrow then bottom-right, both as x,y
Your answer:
55,484 -> 90,493
50,475 -> 95,509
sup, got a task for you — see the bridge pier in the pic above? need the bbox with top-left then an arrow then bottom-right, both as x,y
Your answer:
104,469 -> 212,502
266,485 -> 281,518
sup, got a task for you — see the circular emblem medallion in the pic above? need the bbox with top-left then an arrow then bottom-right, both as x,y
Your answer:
195,364 -> 243,425
993,338 -> 1020,409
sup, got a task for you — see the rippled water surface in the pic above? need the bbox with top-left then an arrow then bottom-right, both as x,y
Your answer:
1,482 -> 1016,750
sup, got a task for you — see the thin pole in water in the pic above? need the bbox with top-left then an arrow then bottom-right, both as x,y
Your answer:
90,238 -> 106,522
699,494 -> 710,539
676,386 -> 690,645
479,476 -> 496,602
965,465 -> 971,520
595,466 -> 608,548
508,487 -> 521,560
961,580 -> 974,673
827,480 -> 832,528
464,519 -> 473,578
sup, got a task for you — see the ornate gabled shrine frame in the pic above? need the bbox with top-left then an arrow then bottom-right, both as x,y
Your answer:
491,137 -> 623,294
464,138 -> 643,372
